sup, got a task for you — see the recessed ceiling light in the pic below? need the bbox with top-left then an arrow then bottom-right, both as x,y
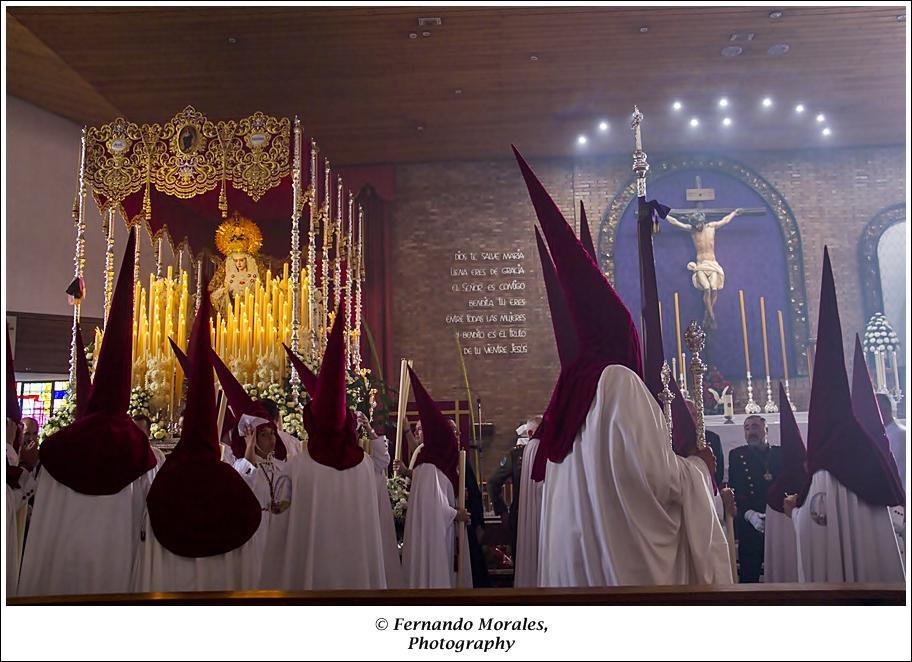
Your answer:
769,10 -> 783,19
227,36 -> 237,45
718,98 -> 729,108
421,31 -> 432,38
689,117 -> 700,128
577,135 -> 588,145
598,121 -> 609,132
897,14 -> 905,22
417,125 -> 425,132
795,104 -> 805,113
639,26 -> 649,33
409,32 -> 418,39
454,88 -> 463,95
768,43 -> 790,56
529,54 -> 539,62
822,127 -> 832,136
816,113 -> 826,123
762,97 -> 773,108
722,117 -> 732,127
672,101 -> 683,111
721,46 -> 743,57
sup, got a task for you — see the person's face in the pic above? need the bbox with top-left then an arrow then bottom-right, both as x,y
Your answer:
22,418 -> 39,447
414,421 -> 423,443
526,417 -> 541,438
234,256 -> 248,271
257,425 -> 276,454
449,420 -> 460,444
132,418 -> 150,437
744,416 -> 767,447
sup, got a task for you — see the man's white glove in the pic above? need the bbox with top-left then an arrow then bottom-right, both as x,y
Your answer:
745,509 -> 766,533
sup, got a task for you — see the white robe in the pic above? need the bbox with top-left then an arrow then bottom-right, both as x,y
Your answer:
258,449 -> 387,590
793,469 -> 904,583
6,468 -> 36,597
278,430 -> 303,458
401,463 -> 471,589
233,455 -> 292,589
18,469 -> 155,596
514,437 -> 543,588
764,506 -> 799,583
370,435 -> 404,589
131,521 -> 261,593
538,364 -> 733,587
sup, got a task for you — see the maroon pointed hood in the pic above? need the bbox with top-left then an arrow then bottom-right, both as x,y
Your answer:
209,348 -> 286,461
282,343 -> 318,398
635,195 -> 698,458
408,366 -> 459,491
6,334 -> 20,425
514,146 -> 642,482
168,337 -> 190,375
74,325 -> 92,419
534,227 -> 578,367
799,247 -> 904,507
39,229 -> 157,495
302,303 -> 363,470
767,382 -> 809,513
851,334 -> 904,496
578,200 -> 597,263
147,284 -> 262,557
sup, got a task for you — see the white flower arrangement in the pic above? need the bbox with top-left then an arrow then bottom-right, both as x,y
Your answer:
39,393 -> 76,442
387,473 -> 410,525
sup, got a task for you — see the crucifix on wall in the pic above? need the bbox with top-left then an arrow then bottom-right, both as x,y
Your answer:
663,175 -> 765,328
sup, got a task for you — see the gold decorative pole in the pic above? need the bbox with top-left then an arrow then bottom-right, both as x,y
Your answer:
334,176 -> 344,315
69,127 -> 88,388
760,296 -> 778,413
194,257 -> 202,314
684,320 -> 708,449
307,139 -> 319,362
321,158 -> 332,356
289,116 -> 303,400
155,236 -> 164,278
344,191 -> 354,370
353,205 -> 365,370
103,206 -> 116,327
659,361 -> 675,446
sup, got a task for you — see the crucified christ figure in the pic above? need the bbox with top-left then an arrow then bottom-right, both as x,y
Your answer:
664,208 -> 743,328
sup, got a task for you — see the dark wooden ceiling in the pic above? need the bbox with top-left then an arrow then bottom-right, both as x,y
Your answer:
7,5 -> 907,164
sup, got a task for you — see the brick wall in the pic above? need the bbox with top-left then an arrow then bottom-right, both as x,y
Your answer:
390,146 -> 905,479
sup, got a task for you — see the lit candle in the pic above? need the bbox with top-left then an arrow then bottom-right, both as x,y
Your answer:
760,296 -> 770,378
674,292 -> 684,380
739,289 -> 751,373
892,351 -> 901,395
777,310 -> 789,379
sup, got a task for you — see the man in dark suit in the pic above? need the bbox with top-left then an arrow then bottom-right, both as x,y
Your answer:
728,415 -> 782,582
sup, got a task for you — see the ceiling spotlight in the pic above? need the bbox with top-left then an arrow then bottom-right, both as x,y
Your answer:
416,125 -> 425,132
718,98 -> 729,108
409,32 -> 418,39
421,31 -> 432,37
598,121 -> 609,132
454,88 -> 463,95
822,127 -> 832,137
639,26 -> 649,33
795,104 -> 805,113
722,117 -> 732,127
769,10 -> 783,19
689,117 -> 700,128
529,54 -> 539,62
897,14 -> 905,22
762,97 -> 773,108
672,101 -> 683,111
768,43 -> 790,56
816,113 -> 826,123
577,135 -> 588,145
227,36 -> 238,45
721,46 -> 743,57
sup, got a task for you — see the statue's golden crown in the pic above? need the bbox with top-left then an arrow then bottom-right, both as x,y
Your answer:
215,211 -> 263,256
